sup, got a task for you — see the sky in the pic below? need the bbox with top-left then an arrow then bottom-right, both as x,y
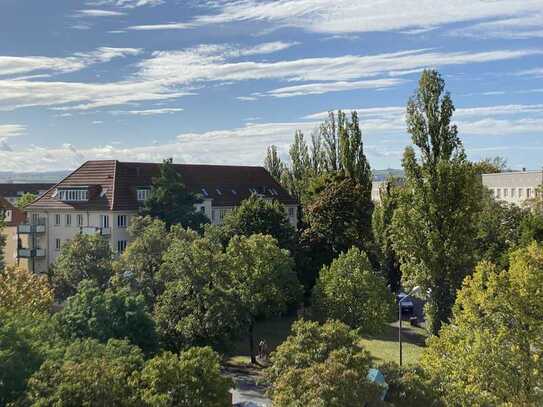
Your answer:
0,0 -> 542,172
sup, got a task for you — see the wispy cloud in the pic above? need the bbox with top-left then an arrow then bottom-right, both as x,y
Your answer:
452,13 -> 543,39
111,107 -> 184,115
76,9 -> 126,17
86,0 -> 163,9
0,124 -> 26,137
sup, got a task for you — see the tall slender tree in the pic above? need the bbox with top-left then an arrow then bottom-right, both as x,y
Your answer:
392,70 -> 483,335
264,145 -> 285,183
0,211 -> 5,273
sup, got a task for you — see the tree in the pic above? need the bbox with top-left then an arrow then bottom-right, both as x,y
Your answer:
264,145 -> 285,182
112,216 -> 173,306
265,320 -> 380,406
519,211 -> 543,246
312,247 -> 394,333
282,130 -> 313,202
154,234 -> 243,352
221,194 -> 296,249
134,347 -> 233,407
472,156 -> 508,175
141,158 -> 208,230
49,234 -> 113,300
15,192 -> 37,208
227,234 -> 302,363
379,363 -> 439,407
54,280 -> 158,354
421,244 -> 543,405
0,211 -> 5,273
372,178 -> 403,292
392,70 -> 483,334
0,266 -> 54,316
26,338 -> 144,406
300,175 -> 374,289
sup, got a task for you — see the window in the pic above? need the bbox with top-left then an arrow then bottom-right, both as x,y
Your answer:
199,206 -> 206,214
117,215 -> 127,228
216,188 -> 222,195
31,213 -> 40,224
55,214 -> 61,225
288,207 -> 295,217
66,214 -> 72,226
504,188 -> 508,198
519,188 -> 523,198
511,188 -> 515,198
55,239 -> 61,251
136,188 -> 150,202
527,188 -> 532,198
117,240 -> 128,254
100,215 -> 110,229
496,188 -> 501,198
57,189 -> 88,202
77,214 -> 84,226
201,188 -> 209,197
219,208 -> 229,221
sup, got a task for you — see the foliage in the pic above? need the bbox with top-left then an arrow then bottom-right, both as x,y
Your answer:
0,211 -> 5,272
392,70 -> 483,334
112,216 -> 173,306
0,266 -> 54,316
519,210 -> 543,247
227,234 -> 302,363
300,175 -> 374,288
134,347 -> 233,407
0,314 -> 44,406
15,192 -> 37,208
475,192 -> 526,266
421,243 -> 543,406
141,158 -> 208,230
26,338 -> 144,406
221,194 -> 296,249
312,247 -> 394,334
49,234 -> 113,300
154,234 -> 242,352
264,145 -> 285,182
55,280 -> 158,354
472,156 -> 508,175
379,363 -> 440,407
372,178 -> 403,292
266,319 -> 380,406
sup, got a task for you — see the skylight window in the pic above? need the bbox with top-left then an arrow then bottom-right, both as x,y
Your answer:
201,188 -> 209,197
216,188 -> 222,195
231,189 -> 237,195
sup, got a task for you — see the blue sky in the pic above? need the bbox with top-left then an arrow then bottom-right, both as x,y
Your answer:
0,0 -> 542,172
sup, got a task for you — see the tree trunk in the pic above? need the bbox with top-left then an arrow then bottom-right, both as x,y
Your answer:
249,321 -> 256,364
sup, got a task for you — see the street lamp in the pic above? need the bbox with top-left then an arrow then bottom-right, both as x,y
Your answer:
398,286 -> 421,366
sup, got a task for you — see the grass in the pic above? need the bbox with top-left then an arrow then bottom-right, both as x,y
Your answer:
225,314 -> 428,368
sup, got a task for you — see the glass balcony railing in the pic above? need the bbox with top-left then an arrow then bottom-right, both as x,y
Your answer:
17,223 -> 46,234
17,248 -> 46,258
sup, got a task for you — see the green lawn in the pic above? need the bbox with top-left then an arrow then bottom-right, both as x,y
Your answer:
225,315 -> 427,368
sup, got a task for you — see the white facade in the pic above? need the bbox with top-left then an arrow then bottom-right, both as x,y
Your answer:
482,171 -> 543,206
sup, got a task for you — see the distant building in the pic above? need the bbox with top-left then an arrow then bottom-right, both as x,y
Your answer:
0,183 -> 54,206
23,160 -> 298,274
482,170 -> 543,206
0,197 -> 28,270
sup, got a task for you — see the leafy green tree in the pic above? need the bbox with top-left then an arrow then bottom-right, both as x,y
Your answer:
142,158 -> 209,230
0,315 -> 44,406
472,156 -> 508,175
421,243 -> 543,406
282,130 -> 313,202
15,192 -> 37,208
266,319 -> 380,406
0,266 -> 54,317
134,347 -> 233,407
26,338 -> 144,407
264,145 -> 285,182
227,234 -> 302,363
379,363 -> 440,407
112,216 -> 173,305
372,178 -> 403,292
0,211 -> 5,272
519,210 -> 543,246
221,194 -> 296,249
312,247 -> 394,333
154,235 -> 242,352
49,234 -> 113,300
392,70 -> 483,334
55,280 -> 158,354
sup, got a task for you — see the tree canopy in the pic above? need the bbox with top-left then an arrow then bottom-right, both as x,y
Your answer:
0,266 -> 53,317
141,158 -> 209,230
15,192 -> 37,208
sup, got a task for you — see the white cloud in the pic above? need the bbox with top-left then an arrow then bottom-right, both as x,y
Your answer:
452,13 -> 543,39
0,139 -> 13,152
0,47 -> 140,77
138,0 -> 543,34
111,107 -> 184,115
86,0 -> 163,9
0,124 -> 26,137
76,9 -> 126,17
128,22 -> 196,30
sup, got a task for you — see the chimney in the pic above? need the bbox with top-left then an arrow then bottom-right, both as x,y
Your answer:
522,167 -> 526,172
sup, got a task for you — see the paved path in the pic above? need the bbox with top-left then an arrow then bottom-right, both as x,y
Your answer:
224,368 -> 271,406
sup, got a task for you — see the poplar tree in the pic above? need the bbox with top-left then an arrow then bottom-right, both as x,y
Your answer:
264,145 -> 285,182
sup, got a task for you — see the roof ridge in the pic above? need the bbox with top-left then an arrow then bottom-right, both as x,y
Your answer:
111,160 -> 119,211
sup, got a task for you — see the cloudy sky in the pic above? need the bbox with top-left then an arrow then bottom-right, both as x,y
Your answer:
0,0 -> 542,172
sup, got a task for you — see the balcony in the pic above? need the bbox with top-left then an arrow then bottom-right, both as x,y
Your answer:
80,226 -> 111,236
17,223 -> 46,234
18,248 -> 46,258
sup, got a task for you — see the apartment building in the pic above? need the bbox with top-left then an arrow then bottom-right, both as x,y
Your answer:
0,197 -> 29,270
23,160 -> 298,274
482,170 -> 543,206
0,183 -> 54,206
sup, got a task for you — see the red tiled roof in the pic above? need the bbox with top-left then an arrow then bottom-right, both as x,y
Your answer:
27,160 -> 297,211
0,196 -> 26,226
0,183 -> 54,198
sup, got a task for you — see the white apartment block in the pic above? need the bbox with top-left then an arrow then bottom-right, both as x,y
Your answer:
22,160 -> 298,274
482,170 -> 543,206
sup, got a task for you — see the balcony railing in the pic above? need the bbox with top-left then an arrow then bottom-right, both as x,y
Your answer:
17,223 -> 46,234
81,227 -> 111,236
17,248 -> 46,258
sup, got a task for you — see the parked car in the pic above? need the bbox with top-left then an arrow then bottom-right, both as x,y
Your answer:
397,292 -> 414,315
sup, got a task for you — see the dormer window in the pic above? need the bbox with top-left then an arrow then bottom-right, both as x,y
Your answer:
137,188 -> 151,202
57,188 -> 88,202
